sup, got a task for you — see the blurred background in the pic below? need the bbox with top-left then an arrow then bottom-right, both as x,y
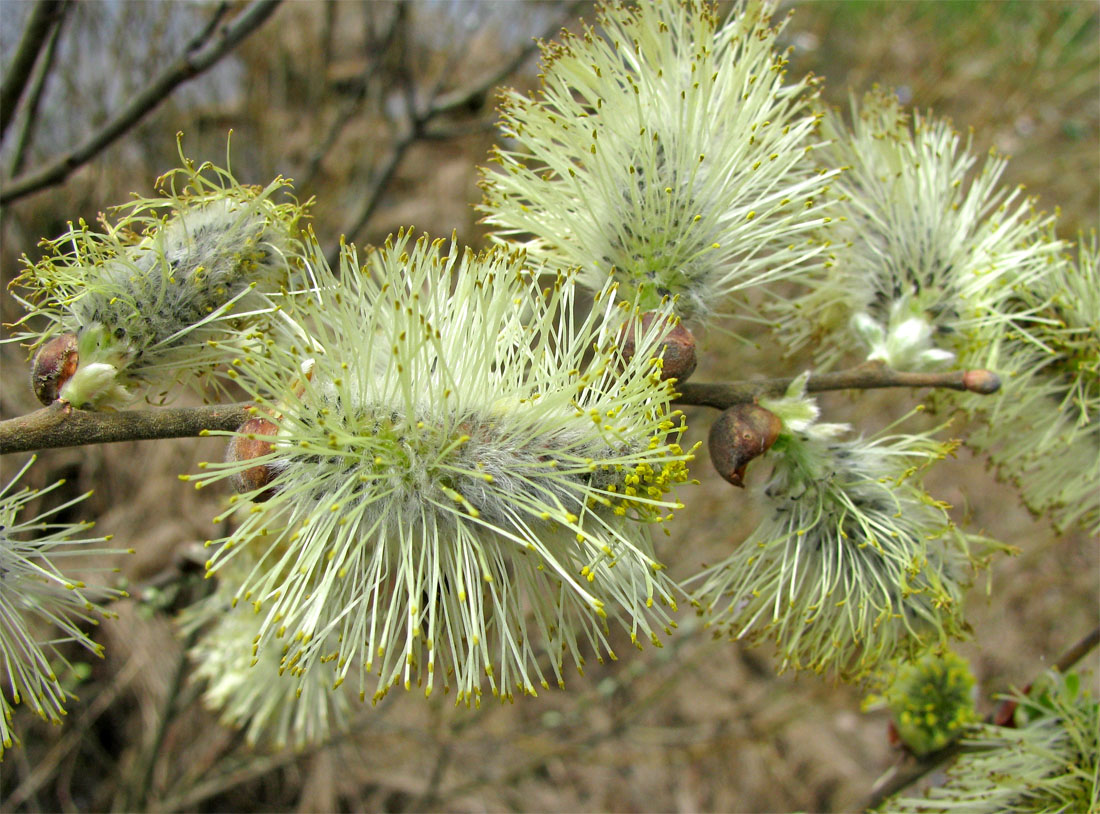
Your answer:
1,1 -> 1096,811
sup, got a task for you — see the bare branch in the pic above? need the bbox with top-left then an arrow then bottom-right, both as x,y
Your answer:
0,0 -> 281,206
0,362 -> 1000,455
0,0 -> 68,141
6,1 -> 69,176
864,625 -> 1100,811
123,582 -> 214,812
0,401 -> 252,455
674,361 -> 1001,410
330,3 -> 579,264
424,1 -> 589,120
299,4 -> 404,189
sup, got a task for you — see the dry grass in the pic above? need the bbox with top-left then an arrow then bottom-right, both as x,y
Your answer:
1,2 -> 1096,812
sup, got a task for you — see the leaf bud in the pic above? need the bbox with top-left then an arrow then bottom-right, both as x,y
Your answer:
30,333 -> 79,405
226,417 -> 280,502
620,312 -> 697,382
708,403 -> 782,487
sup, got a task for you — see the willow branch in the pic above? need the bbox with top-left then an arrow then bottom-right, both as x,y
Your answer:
674,361 -> 1000,410
0,401 -> 252,454
0,0 -> 280,206
864,625 -> 1100,811
0,0 -> 68,141
1,362 -> 1000,455
298,4 -> 404,189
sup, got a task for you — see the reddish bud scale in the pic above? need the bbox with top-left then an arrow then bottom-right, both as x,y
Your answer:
708,403 -> 782,487
619,312 -> 697,382
226,417 -> 281,502
962,369 -> 1001,395
31,333 -> 79,405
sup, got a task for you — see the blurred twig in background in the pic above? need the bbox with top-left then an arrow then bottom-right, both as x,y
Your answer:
0,0 -> 280,205
325,1 -> 586,265
0,0 -> 69,140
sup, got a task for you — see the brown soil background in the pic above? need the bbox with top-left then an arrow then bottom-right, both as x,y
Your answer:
1,2 -> 1096,812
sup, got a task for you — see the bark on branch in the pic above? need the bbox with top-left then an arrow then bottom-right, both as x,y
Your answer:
0,362 -> 1000,455
0,401 -> 252,455
674,361 -> 1000,410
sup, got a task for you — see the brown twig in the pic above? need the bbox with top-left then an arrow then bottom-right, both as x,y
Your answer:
124,588 -> 213,812
0,0 -> 280,206
0,0 -> 68,140
864,625 -> 1100,811
4,655 -> 147,810
0,361 -> 1002,455
298,4 -> 404,189
5,0 -> 69,176
0,401 -> 252,455
327,2 -> 581,266
674,361 -> 1000,411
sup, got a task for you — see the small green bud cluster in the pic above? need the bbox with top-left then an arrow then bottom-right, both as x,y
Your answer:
889,671 -> 1099,812
866,648 -> 979,757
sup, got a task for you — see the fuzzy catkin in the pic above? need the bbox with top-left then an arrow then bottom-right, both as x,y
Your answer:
691,410 -> 988,680
773,88 -> 1059,371
190,230 -> 696,705
962,233 -> 1100,534
71,199 -> 290,365
480,0 -> 836,322
10,155 -> 306,408
0,458 -> 131,756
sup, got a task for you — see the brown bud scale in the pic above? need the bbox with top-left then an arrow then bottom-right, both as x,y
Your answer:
31,333 -> 79,405
619,312 -> 697,383
708,403 -> 782,487
962,369 -> 1001,395
226,417 -> 281,502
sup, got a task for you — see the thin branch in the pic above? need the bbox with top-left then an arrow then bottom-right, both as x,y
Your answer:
5,655 -> 147,810
125,605 -> 209,811
419,119 -> 498,141
0,0 -> 281,206
298,4 -> 403,189
329,3 -> 577,264
6,0 -> 69,176
991,624 -> 1100,727
676,361 -> 1000,410
425,0 -> 587,122
0,401 -> 252,455
864,625 -> 1100,811
191,1 -> 234,44
0,0 -> 68,141
676,362 -> 1001,409
1053,626 -> 1100,673
0,362 -> 1000,455
327,128 -> 416,268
